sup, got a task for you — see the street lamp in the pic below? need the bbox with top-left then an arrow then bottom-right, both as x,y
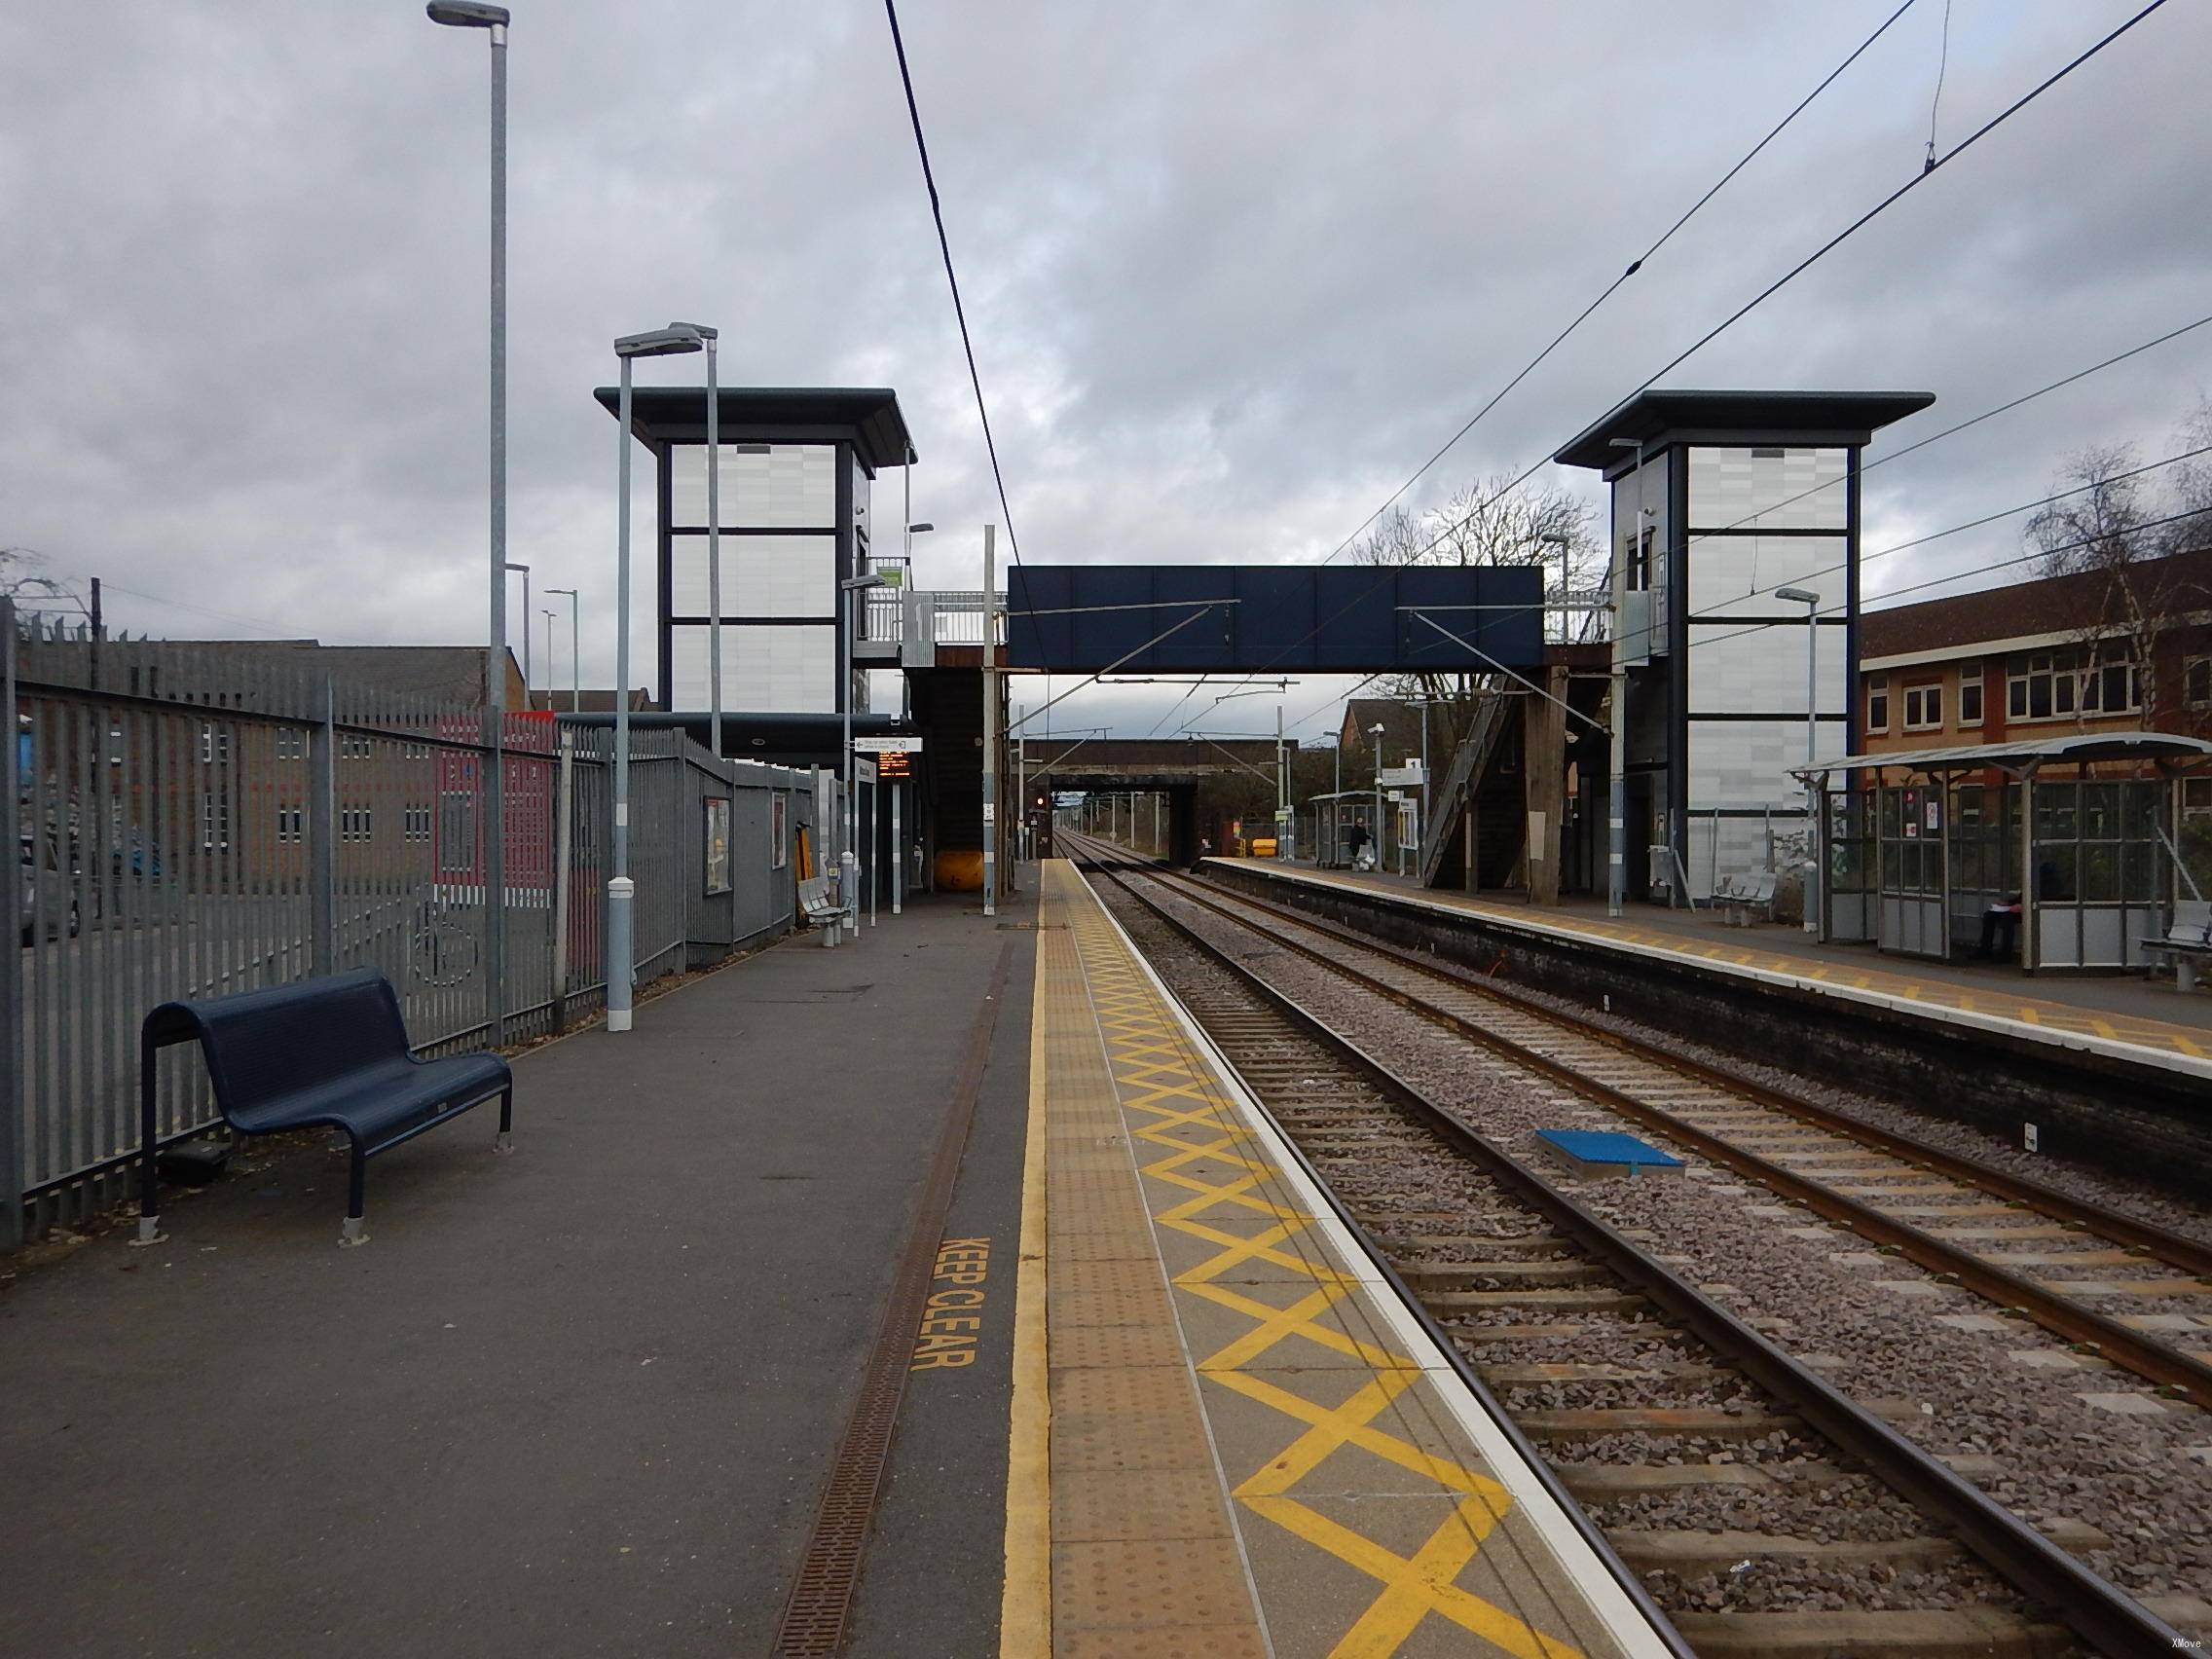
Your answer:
608,322 -> 707,1032
540,608 -> 556,710
670,321 -> 723,756
505,561 -> 529,703
839,571 -> 887,939
545,586 -> 578,713
426,0 -> 512,1040
1362,717 -> 1380,871
1777,584 -> 1823,934
1605,436 -> 1649,917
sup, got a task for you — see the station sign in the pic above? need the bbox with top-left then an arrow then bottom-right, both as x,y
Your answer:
1379,764 -> 1425,787
853,735 -> 924,755
855,757 -> 877,784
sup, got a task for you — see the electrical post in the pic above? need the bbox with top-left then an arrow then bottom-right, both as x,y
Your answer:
981,523 -> 998,917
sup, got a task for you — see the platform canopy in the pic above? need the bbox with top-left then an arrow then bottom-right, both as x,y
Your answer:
1793,732 -> 2212,781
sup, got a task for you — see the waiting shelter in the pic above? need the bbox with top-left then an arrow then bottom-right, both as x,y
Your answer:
1796,732 -> 2212,971
1306,791 -> 1388,870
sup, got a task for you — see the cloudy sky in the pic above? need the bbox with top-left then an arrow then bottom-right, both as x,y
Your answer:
4,0 -> 2207,743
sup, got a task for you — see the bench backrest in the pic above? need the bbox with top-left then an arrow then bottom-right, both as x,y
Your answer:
145,968 -> 413,1116
2172,899 -> 2212,943
1746,871 -> 1777,903
798,874 -> 836,910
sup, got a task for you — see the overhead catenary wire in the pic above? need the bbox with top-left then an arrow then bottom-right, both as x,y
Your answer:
1315,0 -> 1922,573
1276,472 -> 2212,742
1164,4 -> 1923,742
883,0 -> 1023,567
1179,1 -> 2178,738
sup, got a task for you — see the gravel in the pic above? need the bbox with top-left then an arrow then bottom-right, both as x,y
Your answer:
1107,875 -> 2212,1607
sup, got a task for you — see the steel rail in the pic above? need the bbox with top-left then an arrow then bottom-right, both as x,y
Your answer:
1151,863 -> 2212,1413
1079,846 -> 2183,1658
1192,864 -> 2212,1278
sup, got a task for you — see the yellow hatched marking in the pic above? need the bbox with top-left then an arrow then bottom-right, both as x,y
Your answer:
1057,881 -> 1589,1659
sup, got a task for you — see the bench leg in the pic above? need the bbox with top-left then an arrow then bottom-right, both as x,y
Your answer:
2182,957 -> 2199,995
131,1026 -> 166,1247
338,1138 -> 370,1248
495,1088 -> 514,1154
821,914 -> 837,947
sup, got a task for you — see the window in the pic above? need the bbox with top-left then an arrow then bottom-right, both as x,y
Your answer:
108,723 -> 125,766
404,804 -> 432,843
202,792 -> 231,852
438,792 -> 477,873
276,804 -> 305,843
2007,646 -> 2140,721
341,733 -> 374,760
1628,525 -> 1655,592
1865,674 -> 1890,733
771,793 -> 789,870
2187,656 -> 2212,710
1958,664 -> 1984,727
402,741 -> 431,761
1902,682 -> 1943,731
276,729 -> 306,761
199,724 -> 231,765
340,805 -> 374,843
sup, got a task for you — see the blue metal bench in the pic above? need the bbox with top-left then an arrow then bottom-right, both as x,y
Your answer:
137,967 -> 513,1247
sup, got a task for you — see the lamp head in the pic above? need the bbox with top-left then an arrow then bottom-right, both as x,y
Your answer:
666,320 -> 719,343
1608,436 -> 1641,451
1776,585 -> 1820,605
504,561 -> 529,573
907,522 -> 936,534
426,2 -> 509,26
613,325 -> 706,359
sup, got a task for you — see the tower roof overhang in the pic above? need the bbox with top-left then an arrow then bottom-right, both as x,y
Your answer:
1552,388 -> 1934,478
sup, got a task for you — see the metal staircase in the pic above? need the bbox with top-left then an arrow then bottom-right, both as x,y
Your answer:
1417,691 -> 1513,890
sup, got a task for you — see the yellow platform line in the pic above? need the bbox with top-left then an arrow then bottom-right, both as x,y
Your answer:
997,919 -> 1051,1659
1060,876 -> 1610,1659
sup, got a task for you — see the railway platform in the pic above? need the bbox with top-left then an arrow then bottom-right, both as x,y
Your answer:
1208,858 -> 2212,1078
0,865 -> 1676,1659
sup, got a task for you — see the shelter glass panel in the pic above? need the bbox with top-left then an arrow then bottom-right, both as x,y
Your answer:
670,622 -> 834,714
669,444 -> 837,531
1686,626 -> 1848,719
1683,536 -> 1846,620
670,533 -> 835,618
1686,446 -> 1848,531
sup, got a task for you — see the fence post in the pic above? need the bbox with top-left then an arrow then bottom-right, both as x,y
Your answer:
310,673 -> 337,977
551,728 -> 573,1033
1,599 -> 22,1249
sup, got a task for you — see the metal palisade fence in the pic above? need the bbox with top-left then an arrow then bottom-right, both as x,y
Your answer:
2,601 -> 814,1246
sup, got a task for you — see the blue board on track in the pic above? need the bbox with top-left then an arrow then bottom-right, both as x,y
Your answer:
1535,1128 -> 1683,1175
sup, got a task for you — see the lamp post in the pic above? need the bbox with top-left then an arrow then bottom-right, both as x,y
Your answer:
541,608 -> 556,709
1369,720 -> 1385,871
1605,436 -> 1648,917
671,322 -> 723,756
608,323 -> 707,1032
545,586 -> 578,713
426,0 -> 511,1038
505,561 -> 530,702
839,571 -> 887,939
1778,584 -> 1823,934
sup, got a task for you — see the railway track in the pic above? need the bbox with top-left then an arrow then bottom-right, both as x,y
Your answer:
1062,834 -> 2188,1658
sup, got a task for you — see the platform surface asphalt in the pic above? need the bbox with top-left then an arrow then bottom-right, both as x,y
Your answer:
0,885 -> 1037,1659
1214,857 -> 2212,1056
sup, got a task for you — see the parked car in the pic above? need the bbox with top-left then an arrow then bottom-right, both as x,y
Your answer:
20,833 -> 80,944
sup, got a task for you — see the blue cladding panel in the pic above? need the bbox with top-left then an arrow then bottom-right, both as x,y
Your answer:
1006,564 -> 1542,674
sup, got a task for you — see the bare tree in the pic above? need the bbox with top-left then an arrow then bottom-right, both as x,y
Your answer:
2024,420 -> 2212,728
1348,477 -> 1599,743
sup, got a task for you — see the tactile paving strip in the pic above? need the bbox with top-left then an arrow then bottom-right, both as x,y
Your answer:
1038,862 -> 1648,1659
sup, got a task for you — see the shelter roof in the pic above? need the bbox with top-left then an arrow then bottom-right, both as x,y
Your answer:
1553,388 -> 1933,473
1794,731 -> 2212,780
592,387 -> 913,472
